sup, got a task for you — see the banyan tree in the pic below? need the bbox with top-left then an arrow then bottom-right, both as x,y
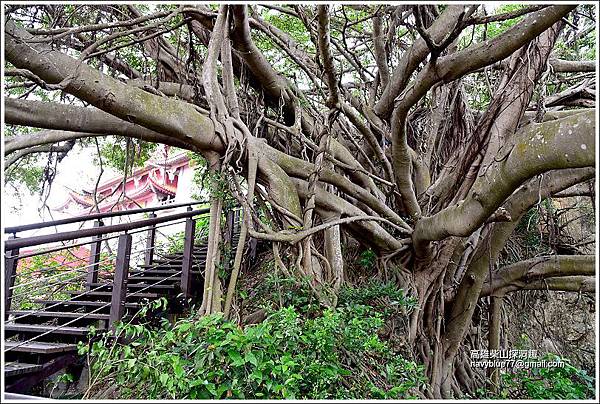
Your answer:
3,3 -> 596,398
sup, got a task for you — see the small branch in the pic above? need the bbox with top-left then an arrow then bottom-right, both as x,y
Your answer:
4,142 -> 74,168
466,5 -> 547,25
248,215 -> 411,245
317,5 -> 340,108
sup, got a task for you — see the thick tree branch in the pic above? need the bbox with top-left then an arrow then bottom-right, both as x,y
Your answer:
5,142 -> 74,168
544,80 -> 595,108
445,19 -> 563,209
248,10 -> 323,96
424,6 -> 575,84
491,57 -> 595,73
372,14 -> 390,90
5,20 -> 221,153
414,110 -> 595,250
258,139 -> 411,232
229,5 -> 296,124
4,98 -> 199,153
127,79 -> 199,103
291,177 -> 405,252
554,182 -> 595,198
390,6 -> 573,221
480,255 -> 595,297
443,167 -> 594,362
390,5 -> 575,128
412,5 -> 467,62
549,58 -> 595,73
515,276 -> 595,293
466,5 -> 546,25
375,5 -> 466,118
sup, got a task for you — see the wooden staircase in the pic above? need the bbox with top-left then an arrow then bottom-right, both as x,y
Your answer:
3,203 -> 245,395
4,242 -> 210,393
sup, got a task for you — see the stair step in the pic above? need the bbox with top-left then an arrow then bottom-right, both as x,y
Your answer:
88,283 -> 177,290
129,270 -> 202,276
137,264 -> 202,270
127,283 -> 177,290
4,323 -> 100,337
164,251 -> 207,256
165,247 -> 207,253
69,291 -> 160,299
5,362 -> 43,377
34,300 -> 139,309
153,258 -> 205,265
138,262 -> 202,267
127,271 -> 181,285
4,341 -> 78,354
8,310 -> 109,320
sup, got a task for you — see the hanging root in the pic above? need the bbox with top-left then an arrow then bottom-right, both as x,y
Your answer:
199,154 -> 224,315
223,144 -> 258,318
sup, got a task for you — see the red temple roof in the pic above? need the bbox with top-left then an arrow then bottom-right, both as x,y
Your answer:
53,149 -> 190,215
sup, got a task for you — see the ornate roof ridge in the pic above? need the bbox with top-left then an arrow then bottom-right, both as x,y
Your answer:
90,151 -> 189,191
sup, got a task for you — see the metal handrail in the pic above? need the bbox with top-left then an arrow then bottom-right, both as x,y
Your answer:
13,217 -> 190,261
4,200 -> 208,234
5,208 -> 210,251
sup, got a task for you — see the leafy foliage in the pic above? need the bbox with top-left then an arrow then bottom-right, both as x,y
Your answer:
81,300 -> 425,399
486,354 -> 595,399
11,251 -> 99,310
162,213 -> 211,254
357,248 -> 377,270
4,158 -> 44,195
261,270 -> 321,315
480,5 -> 527,40
338,280 -> 418,313
97,138 -> 157,172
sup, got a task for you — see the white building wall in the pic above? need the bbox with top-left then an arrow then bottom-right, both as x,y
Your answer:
174,165 -> 195,203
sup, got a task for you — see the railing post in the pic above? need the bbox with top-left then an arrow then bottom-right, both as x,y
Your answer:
180,217 -> 196,300
5,234 -> 19,315
109,233 -> 132,329
87,220 -> 104,290
144,213 -> 157,266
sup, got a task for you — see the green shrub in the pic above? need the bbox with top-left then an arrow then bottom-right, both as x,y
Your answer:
81,303 -> 425,399
12,252 -> 91,310
358,248 -> 377,269
494,354 -> 595,399
264,271 -> 320,314
339,280 -> 418,312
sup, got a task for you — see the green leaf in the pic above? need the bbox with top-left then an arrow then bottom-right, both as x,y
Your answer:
227,349 -> 245,366
216,383 -> 229,398
159,373 -> 169,386
174,362 -> 185,378
245,351 -> 258,367
250,369 -> 263,383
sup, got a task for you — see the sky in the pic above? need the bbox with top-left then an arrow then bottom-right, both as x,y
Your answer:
4,144 -> 120,229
